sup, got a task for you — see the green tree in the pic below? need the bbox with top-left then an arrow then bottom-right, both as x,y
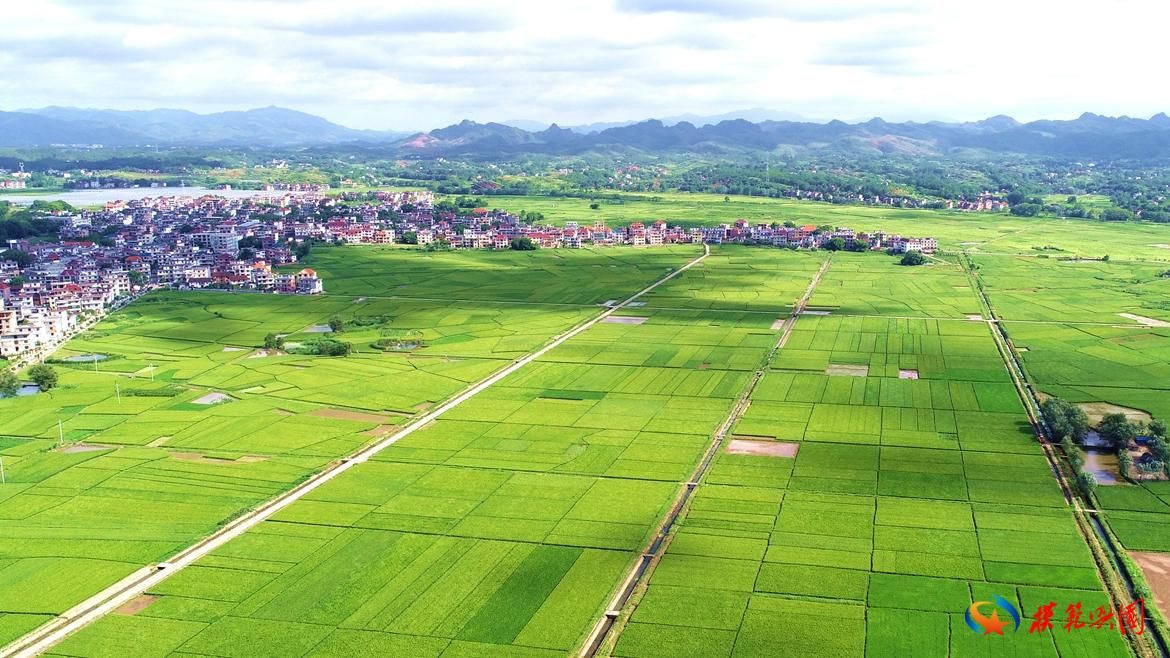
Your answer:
127,270 -> 146,286
1098,413 -> 1138,449
1040,397 -> 1091,441
1075,471 -> 1097,498
824,237 -> 846,251
1010,203 -> 1042,217
1118,449 -> 1133,480
1101,208 -> 1133,222
510,236 -> 537,251
27,364 -> 57,390
1149,419 -> 1168,440
589,202 -> 600,210
1,249 -> 32,268
263,333 -> 284,350
328,316 -> 345,332
0,371 -> 18,396
900,251 -> 927,266
400,231 -> 418,245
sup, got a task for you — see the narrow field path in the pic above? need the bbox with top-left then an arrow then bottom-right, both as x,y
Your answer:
578,254 -> 833,657
2,246 -> 712,658
962,254 -> 1163,658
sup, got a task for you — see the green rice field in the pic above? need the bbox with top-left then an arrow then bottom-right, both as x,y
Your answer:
3,209 -> 1169,657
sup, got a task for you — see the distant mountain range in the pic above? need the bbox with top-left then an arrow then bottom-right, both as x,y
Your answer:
0,106 -> 406,147
3,106 -> 1170,160
398,113 -> 1170,160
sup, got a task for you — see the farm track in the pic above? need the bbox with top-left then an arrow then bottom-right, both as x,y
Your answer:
579,254 -> 834,658
962,254 -> 1165,658
1,247 -> 713,658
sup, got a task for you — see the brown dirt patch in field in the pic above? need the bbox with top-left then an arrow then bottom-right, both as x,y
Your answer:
115,595 -> 158,616
603,316 -> 648,325
826,364 -> 869,377
727,439 -> 799,458
1078,402 -> 1152,426
309,408 -> 395,423
192,392 -> 233,405
60,444 -> 112,453
415,402 -> 433,412
1119,313 -> 1170,328
1132,552 -> 1170,621
966,314 -> 983,321
363,425 -> 396,437
169,452 -> 268,465
771,318 -> 787,330
899,369 -> 919,380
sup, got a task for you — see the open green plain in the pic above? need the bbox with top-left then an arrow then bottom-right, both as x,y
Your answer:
611,252 -> 1134,658
0,246 -> 700,650
4,196 -> 1170,657
37,245 -> 825,657
970,254 -> 1170,557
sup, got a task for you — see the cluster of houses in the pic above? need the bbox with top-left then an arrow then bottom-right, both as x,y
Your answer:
1,188 -> 936,357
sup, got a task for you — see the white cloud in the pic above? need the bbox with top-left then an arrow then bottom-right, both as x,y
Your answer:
0,0 -> 1165,131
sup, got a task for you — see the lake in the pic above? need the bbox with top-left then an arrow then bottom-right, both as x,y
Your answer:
3,187 -> 310,206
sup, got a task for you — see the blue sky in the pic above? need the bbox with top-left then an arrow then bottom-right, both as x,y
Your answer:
0,0 -> 1164,131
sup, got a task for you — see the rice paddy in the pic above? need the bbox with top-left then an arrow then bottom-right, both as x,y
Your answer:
5,232 -> 1169,657
0,246 -> 701,651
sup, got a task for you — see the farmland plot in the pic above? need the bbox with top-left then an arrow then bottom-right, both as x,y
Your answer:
612,255 -> 1132,657
0,247 -> 701,649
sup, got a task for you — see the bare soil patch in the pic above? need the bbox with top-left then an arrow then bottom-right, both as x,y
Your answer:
60,444 -> 112,454
826,364 -> 869,377
1119,313 -> 1170,328
170,452 -> 268,465
603,316 -> 648,325
727,439 -> 799,458
310,408 -> 395,423
248,349 -> 285,359
1132,552 -> 1170,621
898,369 -> 920,380
415,402 -> 434,412
771,318 -> 787,330
115,595 -> 158,616
966,314 -> 983,321
222,347 -> 246,352
193,392 -> 233,405
363,425 -> 396,437
1078,402 -> 1152,426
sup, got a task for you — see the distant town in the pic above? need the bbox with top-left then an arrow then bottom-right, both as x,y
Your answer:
0,190 -> 937,358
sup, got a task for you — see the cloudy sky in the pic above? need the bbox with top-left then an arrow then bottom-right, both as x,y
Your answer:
1,0 -> 1164,131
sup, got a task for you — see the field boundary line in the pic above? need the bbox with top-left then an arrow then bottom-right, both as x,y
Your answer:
962,252 -> 1163,658
578,253 -> 832,658
1,246 -> 711,658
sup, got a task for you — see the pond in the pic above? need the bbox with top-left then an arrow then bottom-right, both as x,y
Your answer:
61,354 -> 109,363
